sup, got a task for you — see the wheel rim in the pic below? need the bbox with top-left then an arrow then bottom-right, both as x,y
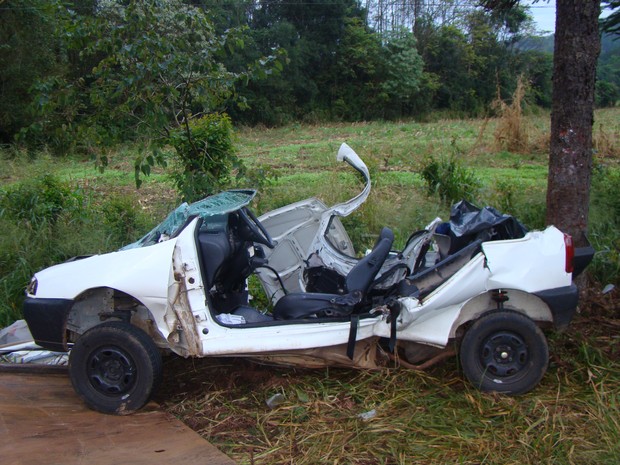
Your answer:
479,331 -> 529,378
87,346 -> 137,396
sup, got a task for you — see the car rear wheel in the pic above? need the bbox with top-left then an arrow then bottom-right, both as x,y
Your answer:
69,321 -> 162,415
460,310 -> 548,395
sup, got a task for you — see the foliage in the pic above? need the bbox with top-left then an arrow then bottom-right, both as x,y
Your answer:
417,7 -> 532,116
22,0 -> 282,188
420,154 -> 482,206
0,174 -> 84,226
101,196 -> 145,247
0,0 -> 68,143
589,166 -> 620,285
169,113 -> 240,202
597,34 -> 620,107
27,1 -> 233,150
379,31 -> 425,116
329,17 -> 384,120
0,0 -> 585,139
489,178 -> 546,230
0,175 -> 151,327
516,50 -> 554,108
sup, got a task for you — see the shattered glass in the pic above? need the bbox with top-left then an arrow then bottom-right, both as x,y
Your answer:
122,190 -> 256,249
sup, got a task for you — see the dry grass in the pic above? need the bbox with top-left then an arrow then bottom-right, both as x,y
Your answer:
492,77 -> 529,154
157,292 -> 620,465
594,121 -> 620,159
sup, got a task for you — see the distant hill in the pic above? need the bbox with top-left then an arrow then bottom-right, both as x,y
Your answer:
516,34 -> 554,53
601,33 -> 620,53
516,33 -> 619,54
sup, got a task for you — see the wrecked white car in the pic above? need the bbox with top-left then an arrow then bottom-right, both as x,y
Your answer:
23,143 -> 593,414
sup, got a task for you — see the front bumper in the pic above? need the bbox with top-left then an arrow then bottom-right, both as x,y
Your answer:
534,284 -> 579,330
23,297 -> 74,351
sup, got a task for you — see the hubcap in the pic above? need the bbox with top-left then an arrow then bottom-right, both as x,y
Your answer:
480,331 -> 529,377
87,346 -> 136,396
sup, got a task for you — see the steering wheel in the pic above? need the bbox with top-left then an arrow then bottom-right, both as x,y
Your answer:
238,207 -> 275,249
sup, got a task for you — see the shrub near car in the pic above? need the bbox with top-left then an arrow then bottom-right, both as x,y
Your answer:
23,144 -> 594,414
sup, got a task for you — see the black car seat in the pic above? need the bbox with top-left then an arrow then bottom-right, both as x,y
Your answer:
197,227 -> 232,289
272,227 -> 394,320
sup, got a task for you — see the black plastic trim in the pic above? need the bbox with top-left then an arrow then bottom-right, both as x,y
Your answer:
23,297 -> 73,351
573,245 -> 595,278
534,284 -> 579,330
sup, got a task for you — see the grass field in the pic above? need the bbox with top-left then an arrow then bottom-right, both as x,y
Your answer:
1,109 -> 619,463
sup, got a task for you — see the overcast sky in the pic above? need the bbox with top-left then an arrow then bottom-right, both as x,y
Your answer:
523,0 -> 556,33
523,1 -> 615,34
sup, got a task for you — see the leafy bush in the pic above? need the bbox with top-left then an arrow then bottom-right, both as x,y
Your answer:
101,196 -> 147,247
170,112 -> 276,202
0,174 -> 84,226
420,155 -> 481,206
170,113 -> 242,202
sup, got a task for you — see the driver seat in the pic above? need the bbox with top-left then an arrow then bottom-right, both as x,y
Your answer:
272,227 -> 394,320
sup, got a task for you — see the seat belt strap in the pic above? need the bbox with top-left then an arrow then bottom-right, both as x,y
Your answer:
389,302 -> 400,353
347,314 -> 359,360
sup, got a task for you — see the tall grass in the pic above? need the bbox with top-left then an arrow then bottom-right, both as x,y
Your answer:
0,174 -> 153,327
589,166 -> 620,285
492,76 -> 530,154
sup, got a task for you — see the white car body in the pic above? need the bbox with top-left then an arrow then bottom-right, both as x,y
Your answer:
23,143 -> 591,412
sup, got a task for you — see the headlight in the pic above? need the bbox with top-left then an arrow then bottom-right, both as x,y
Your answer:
26,277 -> 38,296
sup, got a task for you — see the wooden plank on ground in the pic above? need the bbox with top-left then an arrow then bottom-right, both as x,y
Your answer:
0,372 -> 236,465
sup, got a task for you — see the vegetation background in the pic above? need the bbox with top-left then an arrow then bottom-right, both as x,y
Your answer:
1,0 -> 619,463
2,110 -> 619,463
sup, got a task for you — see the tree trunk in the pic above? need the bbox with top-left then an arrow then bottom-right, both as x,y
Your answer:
546,0 -> 601,247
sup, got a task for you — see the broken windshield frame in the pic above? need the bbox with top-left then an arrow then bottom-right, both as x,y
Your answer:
122,190 -> 257,249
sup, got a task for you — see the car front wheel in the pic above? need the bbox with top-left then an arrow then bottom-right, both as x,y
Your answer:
460,310 -> 549,395
69,321 -> 162,415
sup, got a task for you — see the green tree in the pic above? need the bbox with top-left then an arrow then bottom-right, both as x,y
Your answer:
27,0 -> 281,184
597,34 -> 620,107
421,25 -> 477,112
230,0 -> 367,123
379,31 -> 425,117
0,0 -> 67,142
169,113 -> 240,201
330,17 -> 383,120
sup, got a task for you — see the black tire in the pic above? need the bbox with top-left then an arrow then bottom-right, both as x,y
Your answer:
69,321 -> 162,415
460,310 -> 549,395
